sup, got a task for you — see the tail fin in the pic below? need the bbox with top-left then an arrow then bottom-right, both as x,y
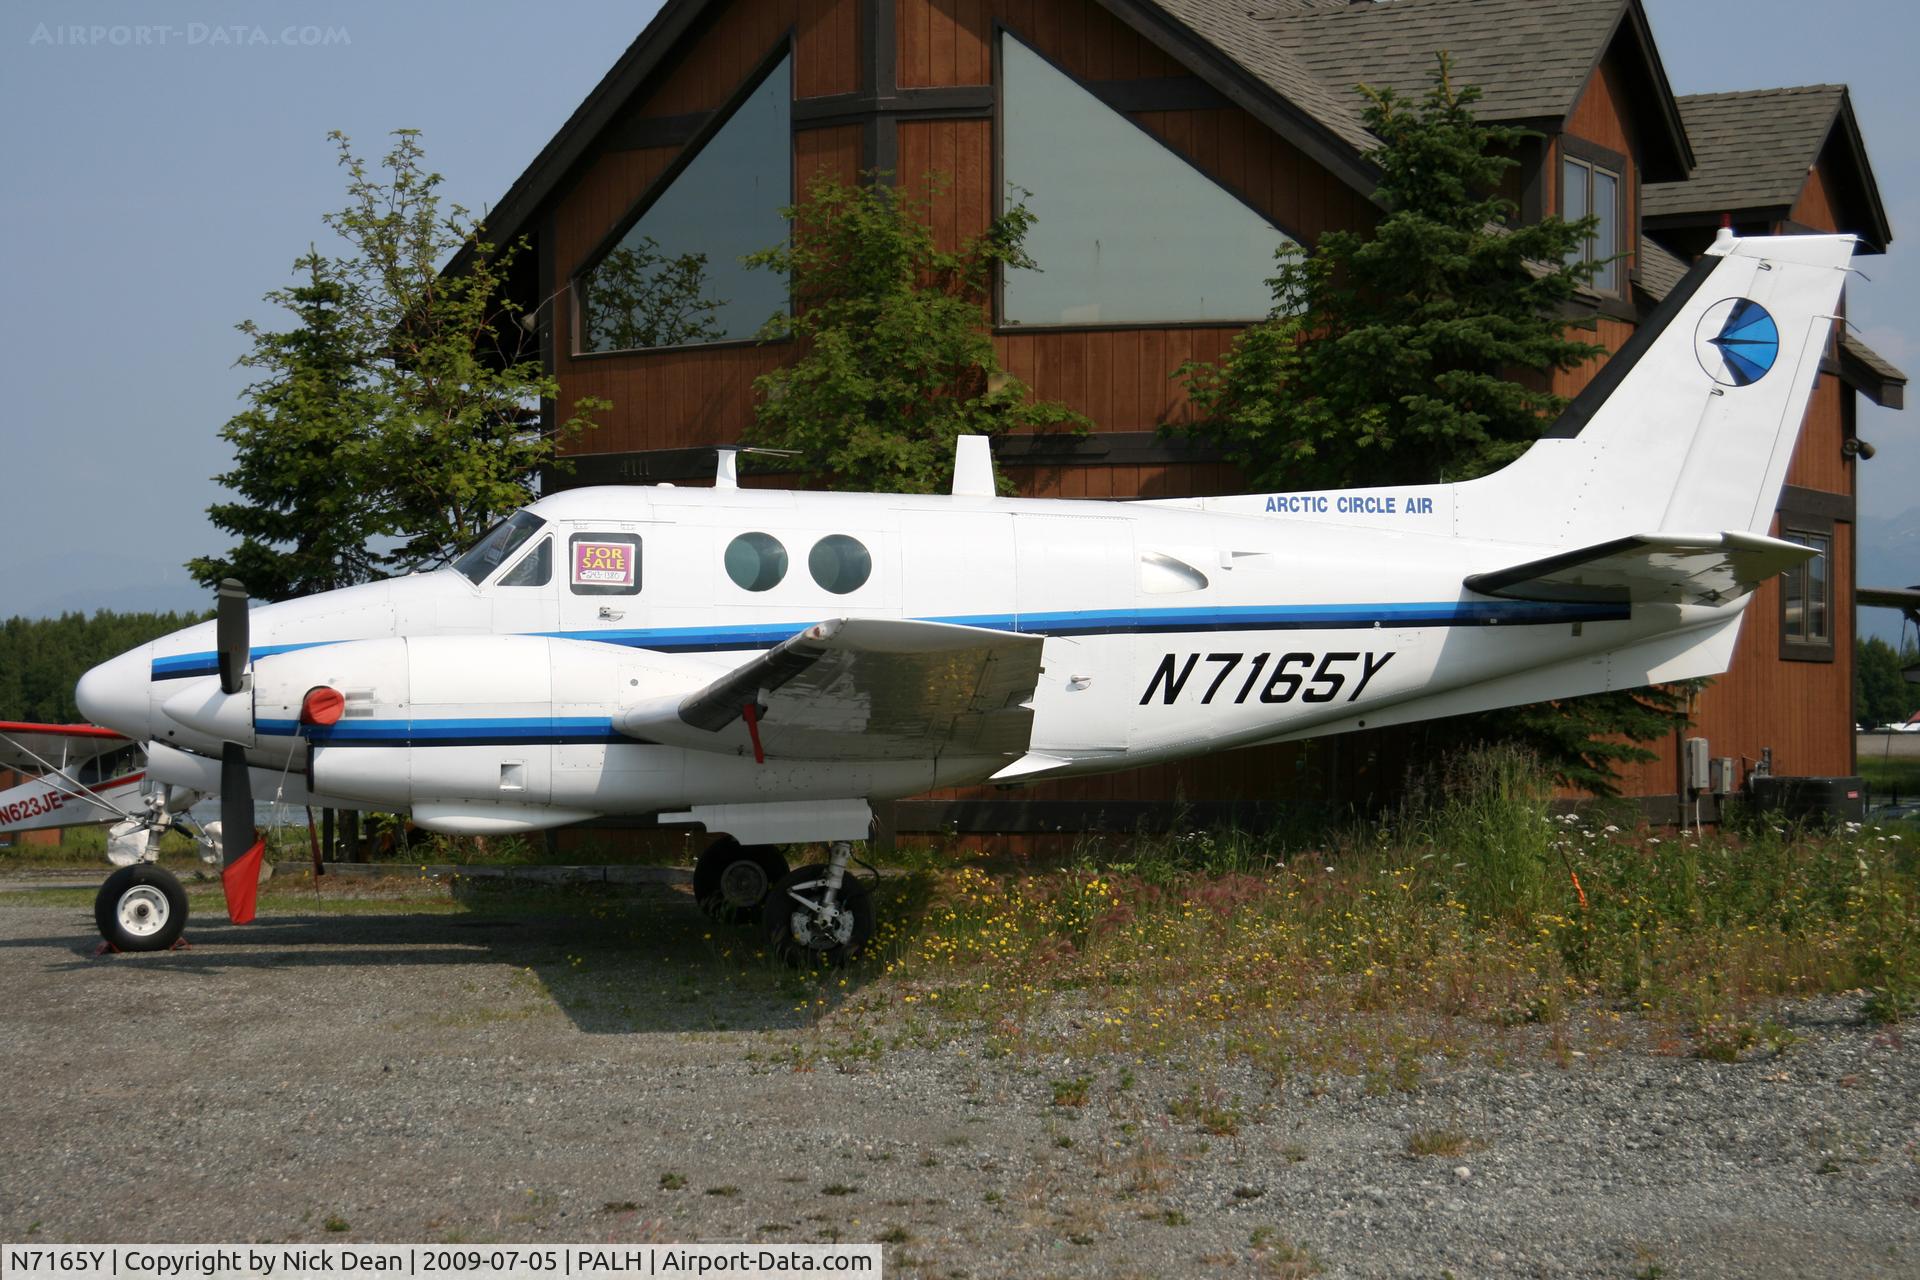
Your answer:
1456,232 -> 1854,545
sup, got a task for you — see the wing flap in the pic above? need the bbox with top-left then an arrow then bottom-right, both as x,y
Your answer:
1465,531 -> 1814,607
618,618 -> 1043,762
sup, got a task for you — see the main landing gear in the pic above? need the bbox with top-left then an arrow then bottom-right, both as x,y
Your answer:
693,836 -> 789,925
697,835 -> 874,966
94,863 -> 189,953
762,840 -> 873,967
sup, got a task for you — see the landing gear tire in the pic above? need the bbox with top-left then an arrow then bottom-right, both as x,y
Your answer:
94,863 -> 188,953
694,837 -> 789,926
763,864 -> 874,968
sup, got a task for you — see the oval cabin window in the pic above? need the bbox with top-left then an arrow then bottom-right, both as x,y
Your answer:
1139,551 -> 1209,595
724,532 -> 788,592
808,535 -> 872,594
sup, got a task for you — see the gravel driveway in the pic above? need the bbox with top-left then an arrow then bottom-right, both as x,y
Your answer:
0,883 -> 1914,1279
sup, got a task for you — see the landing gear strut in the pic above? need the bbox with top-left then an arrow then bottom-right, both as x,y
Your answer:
763,840 -> 873,967
693,836 -> 789,925
94,863 -> 189,953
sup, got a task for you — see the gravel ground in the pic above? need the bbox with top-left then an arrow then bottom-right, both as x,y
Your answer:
0,882 -> 1915,1279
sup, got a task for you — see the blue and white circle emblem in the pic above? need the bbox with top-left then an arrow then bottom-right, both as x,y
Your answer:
1694,297 -> 1780,388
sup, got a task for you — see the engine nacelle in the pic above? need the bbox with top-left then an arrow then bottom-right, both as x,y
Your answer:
246,634 -> 720,820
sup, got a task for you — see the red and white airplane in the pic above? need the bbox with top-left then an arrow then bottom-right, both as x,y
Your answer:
0,722 -> 155,853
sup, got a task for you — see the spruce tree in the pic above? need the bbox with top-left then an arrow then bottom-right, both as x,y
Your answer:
1180,57 -> 1687,795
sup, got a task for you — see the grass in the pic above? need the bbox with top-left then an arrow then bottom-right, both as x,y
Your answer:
836,746 -> 1920,1087
1860,754 -> 1920,803
11,745 -> 1917,1095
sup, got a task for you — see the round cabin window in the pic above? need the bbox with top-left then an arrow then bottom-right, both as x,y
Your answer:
808,534 -> 872,595
724,531 -> 788,592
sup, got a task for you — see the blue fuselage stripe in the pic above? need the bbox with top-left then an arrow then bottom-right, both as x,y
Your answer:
257,716 -> 634,749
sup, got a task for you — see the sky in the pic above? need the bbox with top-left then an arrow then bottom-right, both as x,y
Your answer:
1,0 -> 1914,634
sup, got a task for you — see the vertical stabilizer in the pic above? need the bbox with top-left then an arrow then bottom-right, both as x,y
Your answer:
1453,233 -> 1853,545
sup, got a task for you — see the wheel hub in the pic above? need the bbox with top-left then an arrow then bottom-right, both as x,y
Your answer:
116,885 -> 171,938
788,897 -> 854,949
719,858 -> 770,907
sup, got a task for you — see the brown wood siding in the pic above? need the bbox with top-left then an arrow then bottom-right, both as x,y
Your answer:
643,0 -> 859,111
1609,512 -> 1855,794
1786,373 -> 1852,493
1792,156 -> 1841,233
897,0 -> 1185,87
1550,316 -> 1636,399
1556,54 -> 1638,281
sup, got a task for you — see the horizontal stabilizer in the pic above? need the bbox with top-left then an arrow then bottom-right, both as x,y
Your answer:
1464,531 -> 1813,607
617,617 -> 1043,761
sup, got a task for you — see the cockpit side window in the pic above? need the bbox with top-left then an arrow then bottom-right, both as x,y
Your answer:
568,532 -> 643,596
452,510 -> 546,585
497,537 -> 553,588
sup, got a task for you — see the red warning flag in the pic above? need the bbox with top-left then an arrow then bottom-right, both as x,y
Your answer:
221,834 -> 266,924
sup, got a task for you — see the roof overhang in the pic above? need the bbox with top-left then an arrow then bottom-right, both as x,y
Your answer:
1565,0 -> 1691,182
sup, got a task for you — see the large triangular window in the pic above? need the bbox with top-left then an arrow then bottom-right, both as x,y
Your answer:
577,52 -> 792,352
1000,34 -> 1295,326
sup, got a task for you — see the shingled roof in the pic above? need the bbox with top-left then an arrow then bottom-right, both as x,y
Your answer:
1241,0 -> 1692,180
1643,86 -> 1891,251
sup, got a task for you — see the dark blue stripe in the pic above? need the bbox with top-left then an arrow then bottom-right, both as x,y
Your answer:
151,599 -> 1628,677
257,716 -> 634,749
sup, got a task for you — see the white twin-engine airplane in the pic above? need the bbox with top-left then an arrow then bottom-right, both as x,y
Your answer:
68,232 -> 1849,961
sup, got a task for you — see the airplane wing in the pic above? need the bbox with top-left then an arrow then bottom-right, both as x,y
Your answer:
616,617 -> 1043,762
0,721 -> 131,774
1464,531 -> 1814,607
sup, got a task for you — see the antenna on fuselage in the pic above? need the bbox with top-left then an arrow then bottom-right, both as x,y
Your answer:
952,434 -> 997,498
711,446 -> 800,490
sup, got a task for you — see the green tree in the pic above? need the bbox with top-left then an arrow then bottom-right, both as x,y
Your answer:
325,130 -> 606,570
189,251 -> 385,600
197,131 -> 608,591
1178,57 -> 1682,795
0,612 -> 209,724
743,172 -> 1085,493
1179,56 -> 1603,487
1857,635 -> 1920,726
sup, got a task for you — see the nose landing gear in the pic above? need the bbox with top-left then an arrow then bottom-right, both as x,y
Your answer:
93,863 -> 189,953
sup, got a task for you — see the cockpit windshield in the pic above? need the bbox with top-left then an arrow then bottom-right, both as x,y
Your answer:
452,510 -> 546,585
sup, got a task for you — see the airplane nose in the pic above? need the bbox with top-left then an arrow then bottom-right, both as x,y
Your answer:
75,644 -> 154,740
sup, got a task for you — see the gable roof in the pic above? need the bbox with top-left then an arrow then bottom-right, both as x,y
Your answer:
1246,0 -> 1692,180
457,0 -> 1701,273
1643,86 -> 1892,251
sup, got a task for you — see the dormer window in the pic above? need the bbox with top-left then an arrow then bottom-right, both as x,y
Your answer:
1562,148 -> 1623,295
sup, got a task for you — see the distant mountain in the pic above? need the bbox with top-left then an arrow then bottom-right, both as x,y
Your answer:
1859,504 -> 1920,646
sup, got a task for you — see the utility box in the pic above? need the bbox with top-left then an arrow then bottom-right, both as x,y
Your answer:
1708,757 -> 1737,795
1746,776 -> 1867,824
1684,737 -> 1711,794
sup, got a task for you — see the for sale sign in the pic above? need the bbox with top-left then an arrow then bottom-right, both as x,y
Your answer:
571,540 -> 634,588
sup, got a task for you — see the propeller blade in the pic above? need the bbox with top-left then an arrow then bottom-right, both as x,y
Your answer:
216,578 -> 250,696
218,741 -> 265,925
220,742 -> 254,867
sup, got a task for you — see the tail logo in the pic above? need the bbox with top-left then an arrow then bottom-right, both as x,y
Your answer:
1695,297 -> 1780,387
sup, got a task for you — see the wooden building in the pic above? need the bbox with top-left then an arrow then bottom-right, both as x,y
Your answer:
462,0 -> 1903,833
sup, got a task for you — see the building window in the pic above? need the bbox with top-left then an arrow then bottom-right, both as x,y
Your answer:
1562,152 -> 1622,295
576,51 -> 792,353
1781,526 -> 1834,660
998,32 -> 1295,326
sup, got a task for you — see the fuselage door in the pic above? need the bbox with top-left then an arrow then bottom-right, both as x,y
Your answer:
1014,514 -> 1134,756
